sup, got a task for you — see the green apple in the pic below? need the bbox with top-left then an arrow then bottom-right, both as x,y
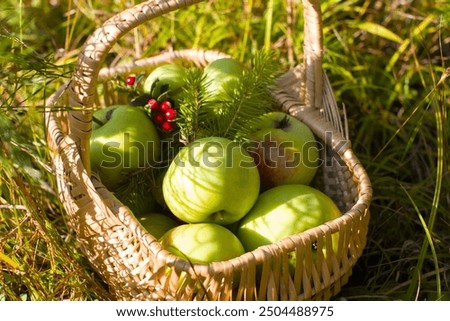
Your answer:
162,136 -> 260,225
90,105 -> 161,190
236,184 -> 341,269
143,64 -> 187,101
92,105 -> 118,131
160,223 -> 245,263
203,57 -> 243,102
246,111 -> 319,190
136,213 -> 179,240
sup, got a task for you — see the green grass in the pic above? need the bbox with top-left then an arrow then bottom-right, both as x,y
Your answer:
1,0 -> 449,300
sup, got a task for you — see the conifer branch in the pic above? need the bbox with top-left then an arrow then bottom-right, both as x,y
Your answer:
220,51 -> 282,141
175,51 -> 282,144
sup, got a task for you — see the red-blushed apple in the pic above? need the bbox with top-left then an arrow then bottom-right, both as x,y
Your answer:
162,136 -> 260,225
246,111 -> 319,190
90,105 -> 161,191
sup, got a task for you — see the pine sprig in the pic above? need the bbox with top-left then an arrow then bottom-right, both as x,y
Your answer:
217,51 -> 282,141
175,51 -> 282,144
223,52 -> 280,140
113,166 -> 159,215
176,67 -> 213,144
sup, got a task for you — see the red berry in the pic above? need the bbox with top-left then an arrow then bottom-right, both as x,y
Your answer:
160,100 -> 172,112
147,98 -> 160,111
161,121 -> 176,132
153,112 -> 165,125
125,75 -> 136,86
164,108 -> 177,121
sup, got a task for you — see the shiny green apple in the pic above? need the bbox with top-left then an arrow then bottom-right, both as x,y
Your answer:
203,57 -> 243,102
90,105 -> 161,190
236,184 -> 341,269
247,111 -> 319,190
136,213 -> 179,240
160,223 -> 245,263
162,136 -> 260,225
143,64 -> 187,101
91,105 -> 118,131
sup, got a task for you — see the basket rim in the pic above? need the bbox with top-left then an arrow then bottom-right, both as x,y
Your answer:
44,56 -> 372,273
43,0 -> 372,300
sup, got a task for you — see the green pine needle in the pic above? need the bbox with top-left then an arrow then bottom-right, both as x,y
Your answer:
218,51 -> 281,141
175,51 -> 282,144
176,67 -> 212,143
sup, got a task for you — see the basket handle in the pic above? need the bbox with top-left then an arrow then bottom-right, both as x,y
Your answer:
67,0 -> 206,173
67,0 -> 323,175
302,0 -> 323,109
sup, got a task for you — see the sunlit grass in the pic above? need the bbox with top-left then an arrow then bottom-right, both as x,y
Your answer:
0,0 -> 449,300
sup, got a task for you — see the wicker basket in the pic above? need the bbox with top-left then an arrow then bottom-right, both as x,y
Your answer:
44,0 -> 372,300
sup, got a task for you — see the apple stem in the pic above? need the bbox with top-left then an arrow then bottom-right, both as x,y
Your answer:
209,210 -> 226,222
275,115 -> 291,130
92,116 -> 105,127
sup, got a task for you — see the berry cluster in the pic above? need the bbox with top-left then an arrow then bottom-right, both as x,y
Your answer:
124,75 -> 178,133
146,98 -> 178,132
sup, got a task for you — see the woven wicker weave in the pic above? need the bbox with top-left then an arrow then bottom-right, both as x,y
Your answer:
44,0 -> 372,300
